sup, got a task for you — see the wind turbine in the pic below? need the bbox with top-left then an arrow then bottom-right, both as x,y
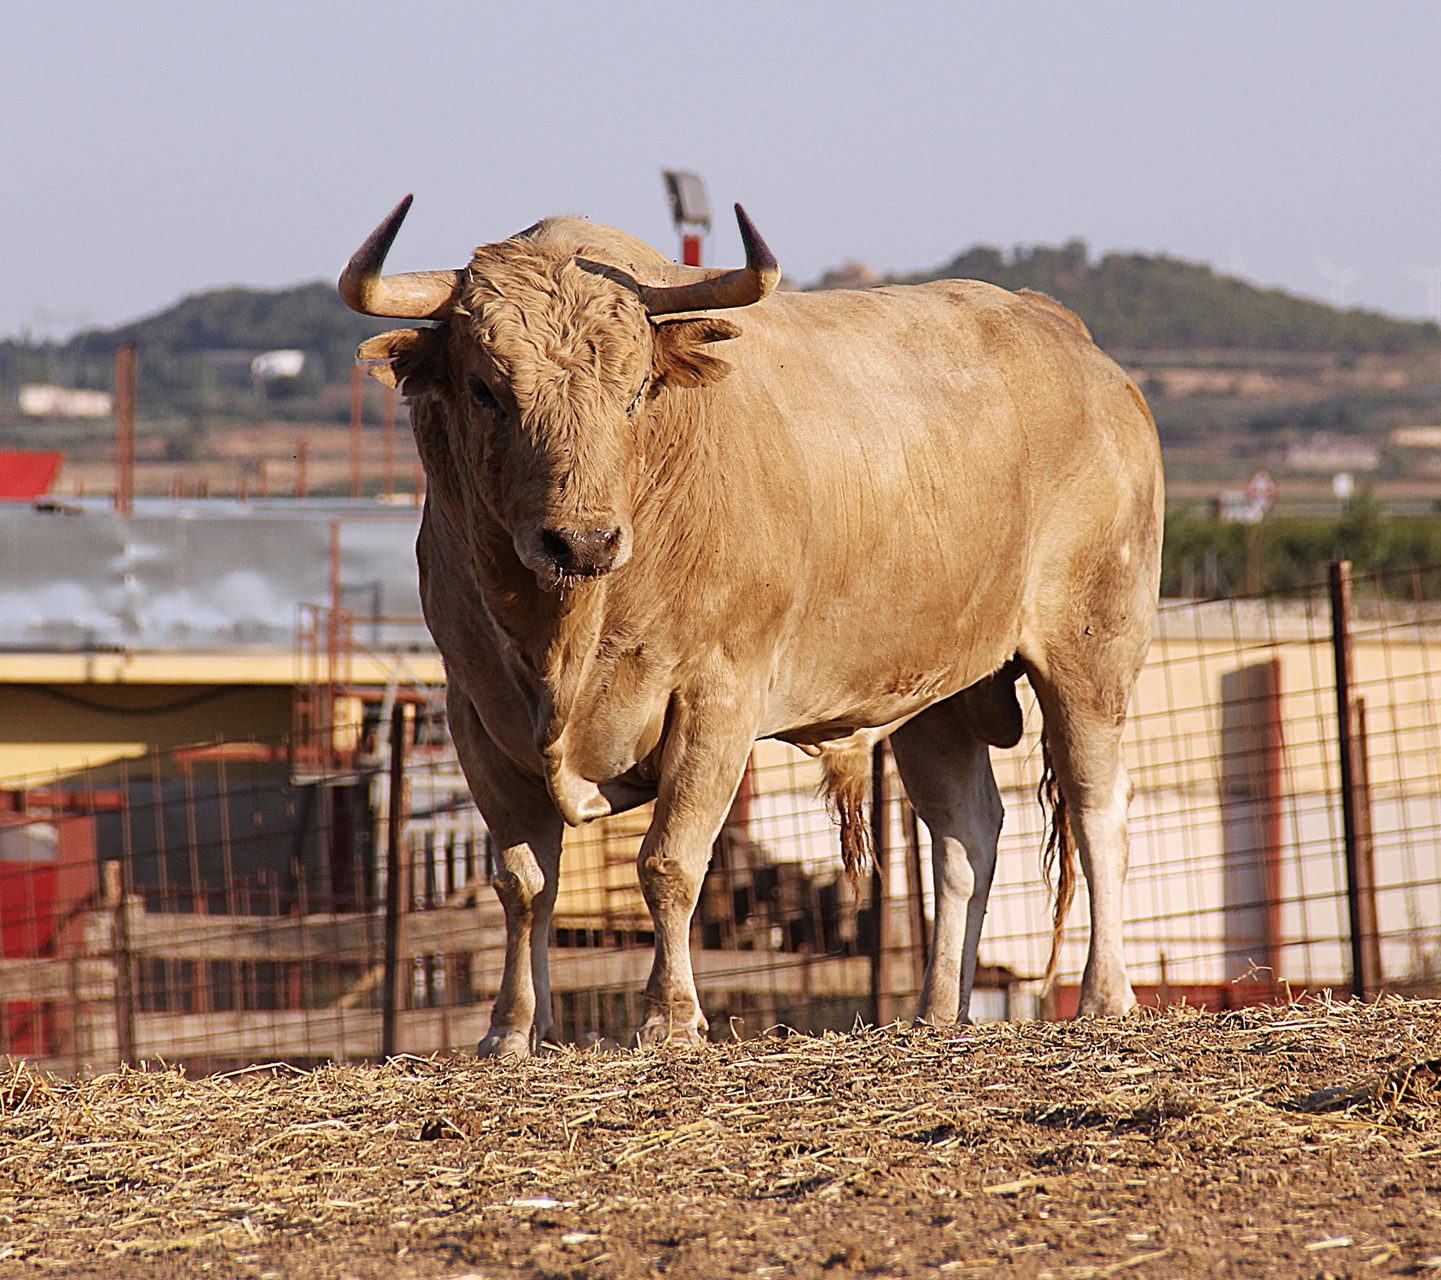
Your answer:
1409,265 -> 1441,325
1316,258 -> 1359,310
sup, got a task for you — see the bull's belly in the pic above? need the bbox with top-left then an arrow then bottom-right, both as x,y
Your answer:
761,684 -> 953,749
444,578 -> 1017,827
758,634 -> 1013,745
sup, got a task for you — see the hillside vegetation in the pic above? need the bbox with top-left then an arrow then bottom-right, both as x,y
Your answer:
889,240 -> 1441,355
5,240 -> 1440,410
0,284 -> 397,419
5,239 -> 1441,502
6,243 -> 1441,589
65,283 -> 395,386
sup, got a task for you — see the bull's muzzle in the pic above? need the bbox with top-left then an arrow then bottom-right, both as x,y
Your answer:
540,525 -> 624,579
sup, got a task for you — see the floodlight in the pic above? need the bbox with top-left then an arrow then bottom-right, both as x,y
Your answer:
662,170 -> 711,231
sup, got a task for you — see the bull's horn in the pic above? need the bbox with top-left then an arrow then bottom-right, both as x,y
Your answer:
627,204 -> 781,315
338,195 -> 461,319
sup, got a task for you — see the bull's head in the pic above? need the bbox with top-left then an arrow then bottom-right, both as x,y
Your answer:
339,196 -> 779,591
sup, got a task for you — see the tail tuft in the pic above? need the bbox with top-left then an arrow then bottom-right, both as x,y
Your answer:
820,745 -> 875,894
1037,733 -> 1076,997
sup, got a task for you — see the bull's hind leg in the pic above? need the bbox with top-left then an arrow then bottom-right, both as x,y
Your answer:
447,687 -> 564,1057
890,670 -> 1019,1025
1022,656 -> 1142,1017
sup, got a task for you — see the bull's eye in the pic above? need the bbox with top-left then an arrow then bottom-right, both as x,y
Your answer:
468,377 -> 500,414
627,380 -> 649,419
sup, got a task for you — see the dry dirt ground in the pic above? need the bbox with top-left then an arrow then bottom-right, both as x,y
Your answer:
2,997 -> 1440,1280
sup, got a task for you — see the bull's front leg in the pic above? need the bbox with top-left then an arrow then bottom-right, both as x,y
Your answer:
481,822 -> 563,1056
635,703 -> 757,1049
447,688 -> 563,1058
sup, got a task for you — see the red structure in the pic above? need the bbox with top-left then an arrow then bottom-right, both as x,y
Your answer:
0,451 -> 64,501
0,816 -> 98,1057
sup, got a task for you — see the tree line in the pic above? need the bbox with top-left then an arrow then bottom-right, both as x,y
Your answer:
4,238 -> 1440,421
1164,498 -> 1441,599
892,241 -> 1441,355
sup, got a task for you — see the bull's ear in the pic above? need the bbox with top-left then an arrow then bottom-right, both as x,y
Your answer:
357,326 -> 445,394
651,317 -> 742,388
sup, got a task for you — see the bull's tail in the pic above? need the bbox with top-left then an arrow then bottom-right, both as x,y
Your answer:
1037,731 -> 1076,997
820,744 -> 874,894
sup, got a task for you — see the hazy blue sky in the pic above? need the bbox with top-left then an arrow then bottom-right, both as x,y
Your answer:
6,2 -> 1441,341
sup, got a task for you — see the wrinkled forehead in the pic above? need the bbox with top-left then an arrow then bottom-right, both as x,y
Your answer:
456,244 -> 653,385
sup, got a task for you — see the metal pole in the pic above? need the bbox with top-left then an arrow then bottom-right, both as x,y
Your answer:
381,703 -> 407,1058
1328,561 -> 1381,999
329,519 -> 343,619
903,797 -> 930,986
869,740 -> 892,1025
1352,697 -> 1383,990
350,364 -> 364,499
114,343 -> 136,515
382,385 -> 397,502
104,861 -> 135,1067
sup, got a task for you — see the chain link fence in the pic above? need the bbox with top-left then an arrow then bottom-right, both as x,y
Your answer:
3,563 -> 1438,1074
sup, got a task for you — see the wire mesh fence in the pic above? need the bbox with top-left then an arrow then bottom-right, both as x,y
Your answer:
2,562 -> 1438,1075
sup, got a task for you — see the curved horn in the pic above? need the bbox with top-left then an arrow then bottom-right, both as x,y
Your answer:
627,204 -> 780,315
338,195 -> 461,319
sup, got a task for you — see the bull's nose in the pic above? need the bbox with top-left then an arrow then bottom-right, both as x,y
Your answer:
540,526 -> 622,576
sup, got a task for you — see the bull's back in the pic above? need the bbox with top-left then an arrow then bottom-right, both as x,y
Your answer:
707,281 -> 1160,728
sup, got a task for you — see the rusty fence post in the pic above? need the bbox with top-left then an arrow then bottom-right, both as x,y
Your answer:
869,740 -> 893,1026
350,363 -> 364,500
383,384 -> 397,502
104,861 -> 136,1067
381,704 -> 407,1058
1328,561 -> 1383,1000
903,798 -> 930,994
114,343 -> 136,515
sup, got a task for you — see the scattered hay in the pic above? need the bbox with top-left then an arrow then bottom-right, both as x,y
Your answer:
2,996 -> 1439,1278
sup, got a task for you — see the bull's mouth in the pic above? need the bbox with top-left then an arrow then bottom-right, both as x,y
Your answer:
546,562 -> 613,591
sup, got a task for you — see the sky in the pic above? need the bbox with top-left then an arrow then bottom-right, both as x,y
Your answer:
5,2 -> 1441,342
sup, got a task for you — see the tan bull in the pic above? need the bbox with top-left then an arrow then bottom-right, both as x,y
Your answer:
340,196 -> 1163,1055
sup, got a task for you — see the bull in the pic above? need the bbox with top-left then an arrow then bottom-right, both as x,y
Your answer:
339,196 -> 1163,1055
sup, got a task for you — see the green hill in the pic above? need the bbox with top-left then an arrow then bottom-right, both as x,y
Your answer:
5,242 -> 1440,425
886,240 -> 1441,354
0,283 -> 399,416
65,283 -> 393,377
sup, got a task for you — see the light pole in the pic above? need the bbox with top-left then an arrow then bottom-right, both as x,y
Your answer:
662,170 -> 711,267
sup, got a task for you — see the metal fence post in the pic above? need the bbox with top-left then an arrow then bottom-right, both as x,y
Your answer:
381,703 -> 407,1058
103,861 -> 136,1067
869,740 -> 892,1026
903,798 -> 930,993
1328,561 -> 1383,1000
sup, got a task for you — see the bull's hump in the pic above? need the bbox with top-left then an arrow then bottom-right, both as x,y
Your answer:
515,218 -> 670,269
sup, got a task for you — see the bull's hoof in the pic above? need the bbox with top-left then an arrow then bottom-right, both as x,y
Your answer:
635,1016 -> 706,1049
915,1005 -> 968,1029
476,1026 -> 533,1058
1075,988 -> 1139,1018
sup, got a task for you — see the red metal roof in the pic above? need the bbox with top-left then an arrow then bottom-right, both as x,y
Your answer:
0,451 -> 64,500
